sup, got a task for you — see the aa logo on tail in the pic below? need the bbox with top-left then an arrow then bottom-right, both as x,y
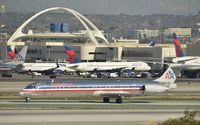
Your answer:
15,55 -> 24,62
165,70 -> 174,80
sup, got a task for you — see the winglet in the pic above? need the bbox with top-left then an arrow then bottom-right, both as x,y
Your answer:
148,41 -> 156,47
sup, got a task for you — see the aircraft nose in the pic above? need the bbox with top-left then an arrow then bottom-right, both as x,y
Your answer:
19,91 -> 24,96
147,65 -> 151,70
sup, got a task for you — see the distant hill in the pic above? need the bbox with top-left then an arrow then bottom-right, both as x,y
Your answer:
0,12 -> 199,39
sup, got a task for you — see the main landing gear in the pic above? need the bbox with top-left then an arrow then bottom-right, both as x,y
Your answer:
25,97 -> 31,102
103,97 -> 110,103
103,97 -> 123,103
115,97 -> 122,103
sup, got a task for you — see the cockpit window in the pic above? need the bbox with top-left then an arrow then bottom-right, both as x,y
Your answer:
25,85 -> 35,89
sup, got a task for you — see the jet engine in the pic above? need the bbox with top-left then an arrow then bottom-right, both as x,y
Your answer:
143,84 -> 169,93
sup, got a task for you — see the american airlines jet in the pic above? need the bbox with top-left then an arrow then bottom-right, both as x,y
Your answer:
20,66 -> 176,103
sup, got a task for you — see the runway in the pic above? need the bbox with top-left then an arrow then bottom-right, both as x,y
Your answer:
0,110 -> 184,125
0,99 -> 200,110
0,79 -> 199,125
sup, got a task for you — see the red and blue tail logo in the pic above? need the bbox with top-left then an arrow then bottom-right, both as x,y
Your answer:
7,46 -> 16,59
172,33 -> 184,57
165,70 -> 175,80
64,46 -> 80,63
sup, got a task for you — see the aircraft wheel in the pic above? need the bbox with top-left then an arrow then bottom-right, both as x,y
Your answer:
116,98 -> 122,103
103,97 -> 110,103
25,97 -> 31,102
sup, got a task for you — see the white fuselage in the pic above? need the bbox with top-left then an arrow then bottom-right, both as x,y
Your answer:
183,58 -> 200,70
75,62 -> 151,72
22,63 -> 76,72
19,81 -> 169,98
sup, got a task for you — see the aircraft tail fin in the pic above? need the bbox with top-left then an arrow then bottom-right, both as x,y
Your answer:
148,41 -> 156,47
7,46 -> 16,59
172,32 -> 184,57
6,46 -> 28,65
64,46 -> 80,63
154,66 -> 177,88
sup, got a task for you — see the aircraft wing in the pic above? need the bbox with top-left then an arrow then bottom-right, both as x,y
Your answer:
131,59 -> 172,65
94,67 -> 126,72
67,64 -> 79,70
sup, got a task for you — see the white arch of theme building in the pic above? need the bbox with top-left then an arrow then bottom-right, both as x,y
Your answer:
7,7 -> 109,49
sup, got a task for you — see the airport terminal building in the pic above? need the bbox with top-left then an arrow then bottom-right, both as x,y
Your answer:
1,7 -> 198,72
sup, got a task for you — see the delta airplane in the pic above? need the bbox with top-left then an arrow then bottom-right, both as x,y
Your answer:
72,61 -> 151,73
22,46 -> 79,74
171,32 -> 198,63
171,32 -> 200,78
64,46 -> 151,73
19,66 -> 176,103
0,46 -> 28,77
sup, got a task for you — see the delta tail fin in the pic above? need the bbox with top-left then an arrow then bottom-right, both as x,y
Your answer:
154,66 -> 176,88
172,32 -> 184,57
7,46 -> 16,59
64,46 -> 81,63
6,46 -> 28,65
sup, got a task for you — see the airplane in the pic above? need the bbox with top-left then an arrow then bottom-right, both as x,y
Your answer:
0,46 -> 28,77
5,47 -> 76,75
171,32 -> 198,63
72,61 -> 151,73
171,32 -> 200,78
19,66 -> 176,103
22,62 -> 76,75
64,46 -> 151,73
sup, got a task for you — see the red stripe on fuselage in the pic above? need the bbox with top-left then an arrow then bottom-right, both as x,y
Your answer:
21,88 -> 141,93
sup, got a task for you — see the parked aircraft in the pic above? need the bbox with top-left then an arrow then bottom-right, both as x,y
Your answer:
72,61 -> 151,73
171,32 -> 200,78
64,46 -> 151,73
19,66 -> 176,103
0,46 -> 28,77
6,47 -> 76,75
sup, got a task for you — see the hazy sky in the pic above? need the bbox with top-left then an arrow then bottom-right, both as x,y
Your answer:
1,0 -> 200,15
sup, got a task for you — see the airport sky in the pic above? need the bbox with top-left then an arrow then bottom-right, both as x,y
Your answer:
1,0 -> 200,15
